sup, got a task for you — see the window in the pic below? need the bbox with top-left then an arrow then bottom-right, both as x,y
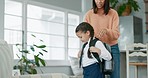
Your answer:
68,13 -> 80,57
4,0 -> 22,59
27,5 -> 65,60
4,0 -> 81,60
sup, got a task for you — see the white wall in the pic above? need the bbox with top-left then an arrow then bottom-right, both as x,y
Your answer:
32,0 -> 82,12
82,0 -> 92,14
0,0 -> 4,39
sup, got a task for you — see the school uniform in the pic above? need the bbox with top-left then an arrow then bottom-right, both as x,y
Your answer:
81,38 -> 112,78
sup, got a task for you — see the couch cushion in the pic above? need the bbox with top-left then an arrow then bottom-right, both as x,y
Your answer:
69,56 -> 83,76
12,73 -> 69,78
40,73 -> 52,78
0,40 -> 13,78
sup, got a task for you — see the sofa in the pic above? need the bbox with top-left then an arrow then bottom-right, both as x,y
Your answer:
0,39 -> 84,78
0,40 -> 71,78
12,73 -> 69,78
0,40 -> 13,78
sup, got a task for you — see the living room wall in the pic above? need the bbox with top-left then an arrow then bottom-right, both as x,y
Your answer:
0,0 -> 4,39
31,0 -> 82,12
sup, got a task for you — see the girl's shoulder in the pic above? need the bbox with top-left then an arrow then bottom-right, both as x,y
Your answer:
95,40 -> 104,46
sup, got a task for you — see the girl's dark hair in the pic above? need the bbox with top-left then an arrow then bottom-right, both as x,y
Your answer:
75,22 -> 94,38
92,0 -> 110,15
75,22 -> 94,58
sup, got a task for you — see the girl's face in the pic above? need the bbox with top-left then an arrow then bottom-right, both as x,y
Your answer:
76,31 -> 90,43
95,0 -> 105,9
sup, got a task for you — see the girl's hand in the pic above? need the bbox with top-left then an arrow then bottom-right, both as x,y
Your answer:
77,50 -> 82,58
89,46 -> 101,55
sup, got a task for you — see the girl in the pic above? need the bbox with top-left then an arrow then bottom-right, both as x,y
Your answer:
75,22 -> 112,78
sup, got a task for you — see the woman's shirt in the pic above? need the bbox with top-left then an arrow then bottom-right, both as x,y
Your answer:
82,38 -> 112,67
84,9 -> 120,46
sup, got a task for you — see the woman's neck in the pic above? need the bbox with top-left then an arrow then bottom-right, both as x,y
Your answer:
97,8 -> 104,15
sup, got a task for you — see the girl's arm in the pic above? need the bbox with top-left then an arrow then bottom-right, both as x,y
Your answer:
77,50 -> 82,58
90,41 -> 112,60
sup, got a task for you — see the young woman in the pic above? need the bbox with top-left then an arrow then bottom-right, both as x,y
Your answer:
75,22 -> 112,78
84,0 -> 120,78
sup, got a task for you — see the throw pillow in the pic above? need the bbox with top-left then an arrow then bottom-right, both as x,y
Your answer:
69,56 -> 83,76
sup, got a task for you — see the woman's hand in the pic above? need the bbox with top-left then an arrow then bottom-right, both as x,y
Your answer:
89,46 -> 101,55
98,29 -> 107,38
77,50 -> 82,58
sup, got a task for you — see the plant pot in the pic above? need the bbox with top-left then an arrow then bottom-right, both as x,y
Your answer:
121,5 -> 131,16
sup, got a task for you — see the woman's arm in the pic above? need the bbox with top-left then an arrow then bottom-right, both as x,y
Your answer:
106,11 -> 120,41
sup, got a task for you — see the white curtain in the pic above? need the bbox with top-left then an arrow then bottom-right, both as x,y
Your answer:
0,40 -> 13,78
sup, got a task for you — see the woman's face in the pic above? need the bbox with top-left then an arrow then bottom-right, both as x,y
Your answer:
95,0 -> 105,8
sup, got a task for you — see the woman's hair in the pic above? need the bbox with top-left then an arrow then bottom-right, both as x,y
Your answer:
92,0 -> 110,15
75,22 -> 94,38
75,22 -> 94,58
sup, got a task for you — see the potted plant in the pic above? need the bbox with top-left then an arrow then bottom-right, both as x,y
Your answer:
14,34 -> 47,74
110,0 -> 141,16
110,0 -> 119,9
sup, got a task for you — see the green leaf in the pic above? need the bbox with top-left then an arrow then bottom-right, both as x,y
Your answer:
30,46 -> 35,52
34,55 -> 40,67
16,54 -> 20,58
39,58 -> 46,66
18,58 -> 23,62
22,56 -> 28,63
110,0 -> 118,8
33,44 -> 46,48
16,43 -> 21,46
20,50 -> 29,53
39,39 -> 44,42
39,52 -> 43,56
26,71 -> 32,74
31,69 -> 37,74
117,4 -> 126,16
42,49 -> 48,52
31,34 -> 36,38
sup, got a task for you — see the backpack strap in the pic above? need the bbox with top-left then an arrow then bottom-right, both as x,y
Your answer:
79,42 -> 88,68
89,38 -> 106,75
89,38 -> 101,63
89,38 -> 113,76
103,43 -> 111,53
79,38 -> 101,67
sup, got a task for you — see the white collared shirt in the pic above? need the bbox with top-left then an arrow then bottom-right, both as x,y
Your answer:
82,38 -> 112,67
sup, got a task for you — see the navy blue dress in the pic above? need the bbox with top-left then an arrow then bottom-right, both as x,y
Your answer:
83,63 -> 103,78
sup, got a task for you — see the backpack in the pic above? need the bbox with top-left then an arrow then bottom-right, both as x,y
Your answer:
83,38 -> 114,75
